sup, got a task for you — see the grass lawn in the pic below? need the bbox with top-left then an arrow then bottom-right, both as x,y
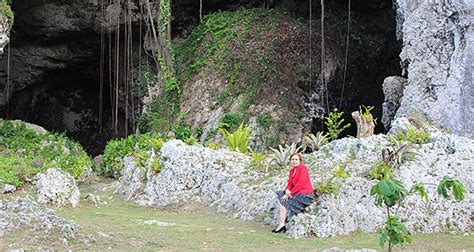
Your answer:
1,180 -> 472,251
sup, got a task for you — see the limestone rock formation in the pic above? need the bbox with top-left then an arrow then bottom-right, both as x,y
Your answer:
35,168 -> 80,207
394,0 -> 474,137
0,197 -> 94,245
117,118 -> 473,238
381,76 -> 407,130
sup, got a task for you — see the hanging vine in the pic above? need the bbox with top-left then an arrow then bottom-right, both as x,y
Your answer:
339,0 -> 351,110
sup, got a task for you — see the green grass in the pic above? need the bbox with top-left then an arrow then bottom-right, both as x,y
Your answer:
1,180 -> 472,251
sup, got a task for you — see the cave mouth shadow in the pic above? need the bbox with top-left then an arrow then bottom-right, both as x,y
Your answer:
5,67 -> 129,157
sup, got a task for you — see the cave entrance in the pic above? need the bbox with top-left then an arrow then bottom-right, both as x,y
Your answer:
6,67 -> 127,156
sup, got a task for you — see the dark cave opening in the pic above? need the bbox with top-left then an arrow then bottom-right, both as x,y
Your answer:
6,66 -> 128,157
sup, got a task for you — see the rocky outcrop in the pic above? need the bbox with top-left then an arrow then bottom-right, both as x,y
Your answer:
0,197 -> 80,240
381,76 -> 406,130
117,117 -> 473,238
35,168 -> 80,208
394,0 -> 474,137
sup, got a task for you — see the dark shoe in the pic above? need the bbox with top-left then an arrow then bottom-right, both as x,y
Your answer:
271,226 -> 286,233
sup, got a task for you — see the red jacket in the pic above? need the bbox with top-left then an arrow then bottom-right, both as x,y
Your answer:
285,164 -> 313,195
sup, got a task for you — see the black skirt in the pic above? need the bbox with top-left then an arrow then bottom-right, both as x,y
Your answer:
276,189 -> 314,215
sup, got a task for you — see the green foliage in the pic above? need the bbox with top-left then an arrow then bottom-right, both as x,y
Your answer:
360,105 -> 377,125
377,216 -> 413,248
171,123 -> 192,140
206,141 -> 222,150
256,114 -> 272,128
101,134 -> 164,178
394,125 -> 429,144
0,155 -> 32,186
410,182 -> 429,204
324,108 -> 351,141
184,135 -> 199,145
370,140 -> 466,251
0,119 -> 91,185
369,161 -> 394,180
304,132 -> 329,152
314,181 -> 341,196
218,113 -> 243,131
371,179 -> 407,207
249,150 -> 267,170
314,165 -> 350,196
0,0 -> 13,26
437,176 -> 467,201
175,8 -> 283,117
219,123 -> 253,153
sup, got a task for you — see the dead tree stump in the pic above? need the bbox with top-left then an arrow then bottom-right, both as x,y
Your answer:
352,111 -> 375,138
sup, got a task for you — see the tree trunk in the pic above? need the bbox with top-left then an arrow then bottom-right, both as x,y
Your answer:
352,111 -> 374,138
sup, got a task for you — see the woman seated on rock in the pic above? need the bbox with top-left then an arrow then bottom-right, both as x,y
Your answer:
273,153 -> 314,233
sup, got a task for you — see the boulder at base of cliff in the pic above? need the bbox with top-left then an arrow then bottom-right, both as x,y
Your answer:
35,168 -> 80,207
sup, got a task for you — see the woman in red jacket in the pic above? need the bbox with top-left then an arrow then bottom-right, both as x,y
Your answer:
272,153 -> 314,233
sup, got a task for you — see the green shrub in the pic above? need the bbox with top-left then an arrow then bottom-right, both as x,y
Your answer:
324,108 -> 351,141
184,134 -> 199,145
218,113 -> 243,131
101,134 -> 164,178
0,119 -> 91,185
220,123 -> 253,153
171,123 -> 192,140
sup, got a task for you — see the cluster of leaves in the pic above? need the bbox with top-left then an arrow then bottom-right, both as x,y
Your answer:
359,105 -> 377,125
218,113 -> 243,132
313,165 -> 350,196
0,119 -> 91,186
324,108 -> 351,141
219,123 -> 253,154
394,125 -> 429,144
101,134 -> 164,178
369,142 -> 417,180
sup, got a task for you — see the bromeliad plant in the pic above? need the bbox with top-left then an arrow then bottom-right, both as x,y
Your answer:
269,143 -> 302,167
370,143 -> 467,251
219,123 -> 253,153
304,132 -> 329,152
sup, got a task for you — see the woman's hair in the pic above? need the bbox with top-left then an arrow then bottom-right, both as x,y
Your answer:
290,153 -> 303,163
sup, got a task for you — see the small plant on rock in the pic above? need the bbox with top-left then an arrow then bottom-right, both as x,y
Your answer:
313,165 -> 350,196
394,125 -> 429,145
304,132 -> 329,152
359,105 -> 377,125
324,108 -> 351,141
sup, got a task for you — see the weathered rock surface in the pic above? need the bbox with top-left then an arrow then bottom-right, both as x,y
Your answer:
381,76 -> 407,130
0,197 -> 79,239
117,117 -> 473,238
394,0 -> 474,137
35,168 -> 80,208
1,183 -> 16,194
